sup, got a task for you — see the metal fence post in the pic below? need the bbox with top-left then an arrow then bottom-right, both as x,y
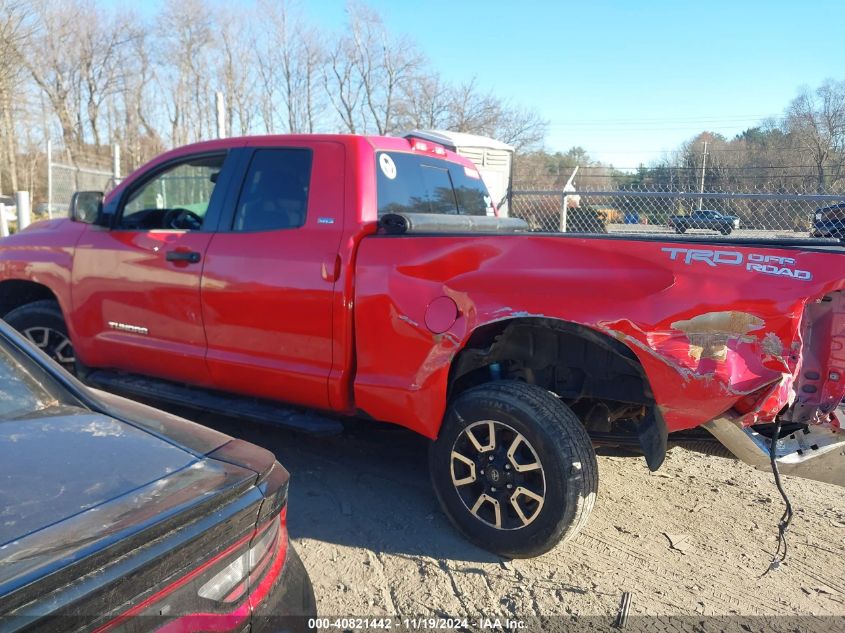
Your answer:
15,191 -> 30,230
112,143 -> 121,185
216,92 -> 226,139
0,203 -> 8,237
560,193 -> 568,232
46,139 -> 52,219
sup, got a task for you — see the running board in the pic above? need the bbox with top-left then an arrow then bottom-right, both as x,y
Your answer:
85,370 -> 344,436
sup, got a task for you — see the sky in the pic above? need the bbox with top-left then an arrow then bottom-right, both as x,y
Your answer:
112,0 -> 845,168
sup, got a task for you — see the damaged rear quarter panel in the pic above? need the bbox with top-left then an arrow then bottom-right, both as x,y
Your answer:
352,235 -> 845,438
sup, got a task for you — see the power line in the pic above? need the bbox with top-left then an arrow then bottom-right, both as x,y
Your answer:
566,165 -> 845,171
573,173 -> 838,180
544,146 -> 832,155
546,113 -> 784,125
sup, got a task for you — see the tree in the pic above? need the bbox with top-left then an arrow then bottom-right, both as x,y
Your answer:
23,0 -> 87,157
786,80 -> 845,193
3,0 -> 550,202
77,6 -> 133,147
114,14 -> 162,170
0,0 -> 31,191
158,0 -> 215,146
347,1 -> 421,135
256,0 -> 324,134
215,7 -> 256,136
323,35 -> 363,133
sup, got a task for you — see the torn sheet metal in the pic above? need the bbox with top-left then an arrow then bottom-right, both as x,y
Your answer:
352,235 -> 845,437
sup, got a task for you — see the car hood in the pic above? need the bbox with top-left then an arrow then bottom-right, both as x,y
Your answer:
0,407 -> 196,546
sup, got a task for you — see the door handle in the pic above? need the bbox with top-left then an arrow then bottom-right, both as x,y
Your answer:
166,250 -> 201,263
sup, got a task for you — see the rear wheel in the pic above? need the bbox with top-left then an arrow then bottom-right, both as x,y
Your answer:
675,225 -> 686,233
720,226 -> 732,235
4,300 -> 76,374
430,381 -> 598,558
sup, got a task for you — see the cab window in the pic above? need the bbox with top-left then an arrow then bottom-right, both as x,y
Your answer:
232,149 -> 313,232
118,154 -> 225,230
376,151 -> 491,217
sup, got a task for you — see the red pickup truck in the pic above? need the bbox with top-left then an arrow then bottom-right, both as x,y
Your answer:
1,134 -> 843,558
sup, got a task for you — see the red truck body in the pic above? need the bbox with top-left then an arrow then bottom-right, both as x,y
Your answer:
1,133 -> 843,555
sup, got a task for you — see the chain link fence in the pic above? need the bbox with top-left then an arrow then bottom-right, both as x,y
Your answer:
45,142 -> 119,219
511,186 -> 845,242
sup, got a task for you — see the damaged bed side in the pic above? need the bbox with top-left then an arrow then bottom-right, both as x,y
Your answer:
703,289 -> 845,488
354,230 -> 845,490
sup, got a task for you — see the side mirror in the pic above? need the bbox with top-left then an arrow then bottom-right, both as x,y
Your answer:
69,191 -> 104,224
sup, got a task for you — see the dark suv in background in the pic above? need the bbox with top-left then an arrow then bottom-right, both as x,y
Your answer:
811,202 -> 845,241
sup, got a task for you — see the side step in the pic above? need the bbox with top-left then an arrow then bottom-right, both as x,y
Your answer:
85,370 -> 344,436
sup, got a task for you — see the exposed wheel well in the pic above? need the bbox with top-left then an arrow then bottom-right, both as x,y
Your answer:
0,280 -> 59,319
450,318 -> 653,403
448,318 -> 668,470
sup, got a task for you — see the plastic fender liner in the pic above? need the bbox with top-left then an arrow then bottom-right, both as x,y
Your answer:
637,407 -> 668,471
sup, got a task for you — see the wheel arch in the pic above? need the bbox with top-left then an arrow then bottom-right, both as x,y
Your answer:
0,279 -> 62,319
447,317 -> 668,470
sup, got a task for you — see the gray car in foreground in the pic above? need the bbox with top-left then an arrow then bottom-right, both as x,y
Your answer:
0,321 -> 315,632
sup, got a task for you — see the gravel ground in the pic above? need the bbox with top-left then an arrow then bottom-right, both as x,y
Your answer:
184,411 -> 845,630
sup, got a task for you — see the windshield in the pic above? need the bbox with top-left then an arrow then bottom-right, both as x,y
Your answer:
376,151 -> 494,217
0,340 -> 76,420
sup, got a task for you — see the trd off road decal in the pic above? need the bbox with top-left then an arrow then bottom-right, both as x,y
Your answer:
662,247 -> 812,281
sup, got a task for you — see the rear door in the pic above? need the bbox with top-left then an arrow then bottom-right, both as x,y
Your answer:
200,141 -> 346,409
71,151 -> 241,384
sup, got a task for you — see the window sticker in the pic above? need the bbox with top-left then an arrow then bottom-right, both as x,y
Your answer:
379,153 -> 397,180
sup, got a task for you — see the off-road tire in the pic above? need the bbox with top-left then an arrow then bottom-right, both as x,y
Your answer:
4,299 -> 76,374
430,381 -> 598,558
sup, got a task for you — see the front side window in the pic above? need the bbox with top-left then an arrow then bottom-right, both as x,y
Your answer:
376,152 -> 492,217
119,154 -> 225,230
233,149 -> 313,232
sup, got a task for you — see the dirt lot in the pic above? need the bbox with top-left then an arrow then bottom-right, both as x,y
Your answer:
190,411 -> 845,628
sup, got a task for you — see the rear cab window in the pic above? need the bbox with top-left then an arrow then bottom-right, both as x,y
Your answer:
376,152 -> 494,217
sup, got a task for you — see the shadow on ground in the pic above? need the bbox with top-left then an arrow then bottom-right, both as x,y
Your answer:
172,407 -> 503,564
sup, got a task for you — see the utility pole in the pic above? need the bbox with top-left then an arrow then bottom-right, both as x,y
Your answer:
215,91 -> 226,139
46,140 -> 52,218
698,140 -> 708,211
112,143 -> 121,185
15,191 -> 30,230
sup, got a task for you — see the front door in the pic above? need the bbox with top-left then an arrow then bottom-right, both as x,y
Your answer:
71,151 -> 236,385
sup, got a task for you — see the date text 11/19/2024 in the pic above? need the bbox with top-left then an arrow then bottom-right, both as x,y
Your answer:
308,617 -> 527,630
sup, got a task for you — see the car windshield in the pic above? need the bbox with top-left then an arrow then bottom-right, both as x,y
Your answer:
0,339 -> 75,420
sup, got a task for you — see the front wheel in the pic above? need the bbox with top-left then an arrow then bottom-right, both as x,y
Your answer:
429,381 -> 598,558
4,299 -> 77,374
720,226 -> 732,235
